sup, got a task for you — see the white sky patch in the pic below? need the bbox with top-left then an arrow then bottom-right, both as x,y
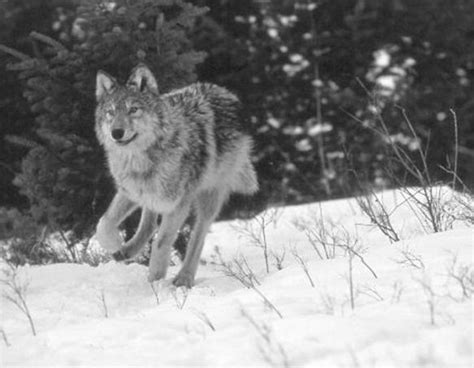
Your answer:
403,57 -> 416,68
283,126 -> 304,136
289,54 -> 303,63
376,75 -> 397,93
308,122 -> 333,136
295,138 -> 312,151
267,116 -> 281,129
105,1 -> 117,11
311,78 -> 324,88
374,49 -> 391,68
327,151 -> 344,160
437,112 -> 447,121
283,61 -> 309,77
267,28 -> 278,38
401,36 -> 413,45
279,15 -> 297,27
390,65 -> 407,77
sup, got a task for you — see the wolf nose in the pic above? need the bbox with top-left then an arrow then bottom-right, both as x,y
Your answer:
111,129 -> 125,140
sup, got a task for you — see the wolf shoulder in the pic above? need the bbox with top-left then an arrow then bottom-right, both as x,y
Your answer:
164,82 -> 239,107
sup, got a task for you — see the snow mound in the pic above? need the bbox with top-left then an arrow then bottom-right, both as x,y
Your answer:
1,190 -> 472,367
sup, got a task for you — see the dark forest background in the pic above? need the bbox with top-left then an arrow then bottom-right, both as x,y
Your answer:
0,0 -> 473,262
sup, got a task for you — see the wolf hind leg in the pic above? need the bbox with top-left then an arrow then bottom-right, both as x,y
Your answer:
173,188 -> 227,288
148,200 -> 191,282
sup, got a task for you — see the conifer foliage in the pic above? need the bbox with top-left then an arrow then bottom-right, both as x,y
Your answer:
1,0 -> 207,240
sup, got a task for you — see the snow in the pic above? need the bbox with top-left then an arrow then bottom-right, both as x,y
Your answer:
1,189 -> 473,367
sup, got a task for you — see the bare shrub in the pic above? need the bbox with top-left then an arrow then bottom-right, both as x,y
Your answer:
398,186 -> 456,234
449,191 -> 474,225
234,207 -> 281,273
335,228 -> 378,310
294,214 -> 377,310
446,254 -> 474,300
149,282 -> 160,306
295,212 -> 377,278
215,247 -> 283,319
355,190 -> 401,243
0,327 -> 10,347
390,281 -> 404,304
319,291 -> 337,315
241,308 -> 289,368
291,248 -> 315,288
415,275 -> 437,325
292,208 -> 339,260
358,284 -> 384,302
271,249 -> 286,271
192,309 -> 216,332
395,247 -> 425,270
1,262 -> 36,336
336,227 -> 378,279
171,286 -> 189,310
98,289 -> 109,318
352,85 -> 462,234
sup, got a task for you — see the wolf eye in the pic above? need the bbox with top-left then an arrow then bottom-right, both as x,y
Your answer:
105,110 -> 114,119
129,106 -> 141,115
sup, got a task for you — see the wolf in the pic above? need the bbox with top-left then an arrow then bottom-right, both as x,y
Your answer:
94,64 -> 258,287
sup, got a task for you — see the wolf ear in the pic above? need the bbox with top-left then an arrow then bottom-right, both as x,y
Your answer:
127,64 -> 159,95
96,71 -> 117,101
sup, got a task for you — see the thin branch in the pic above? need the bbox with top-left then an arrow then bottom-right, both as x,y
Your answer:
0,328 -> 10,347
149,282 -> 160,305
291,248 -> 315,288
1,263 -> 37,336
99,289 -> 108,318
193,310 -> 216,332
449,109 -> 459,191
29,31 -> 67,52
0,44 -> 31,60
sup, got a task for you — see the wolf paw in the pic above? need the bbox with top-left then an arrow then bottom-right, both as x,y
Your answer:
147,269 -> 167,283
172,272 -> 195,288
96,220 -> 122,252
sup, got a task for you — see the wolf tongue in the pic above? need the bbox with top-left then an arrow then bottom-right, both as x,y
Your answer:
117,133 -> 138,145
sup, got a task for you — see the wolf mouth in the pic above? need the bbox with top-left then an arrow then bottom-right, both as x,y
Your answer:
116,133 -> 138,146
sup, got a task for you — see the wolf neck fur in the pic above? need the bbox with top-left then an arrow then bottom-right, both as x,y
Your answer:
107,148 -> 148,182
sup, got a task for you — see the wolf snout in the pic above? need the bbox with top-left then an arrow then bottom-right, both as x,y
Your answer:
111,128 -> 125,140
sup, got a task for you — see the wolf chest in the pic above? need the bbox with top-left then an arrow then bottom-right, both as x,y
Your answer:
119,174 -> 178,213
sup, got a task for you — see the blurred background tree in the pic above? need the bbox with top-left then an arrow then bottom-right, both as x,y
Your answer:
0,0 -> 472,262
192,0 -> 474,202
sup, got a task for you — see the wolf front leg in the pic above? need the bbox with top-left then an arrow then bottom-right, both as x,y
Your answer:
173,189 -> 227,288
148,200 -> 191,282
112,208 -> 159,261
96,192 -> 138,252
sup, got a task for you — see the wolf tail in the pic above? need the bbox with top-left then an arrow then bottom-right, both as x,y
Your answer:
234,159 -> 259,195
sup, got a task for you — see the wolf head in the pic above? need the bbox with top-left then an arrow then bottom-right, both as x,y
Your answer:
95,64 -> 168,150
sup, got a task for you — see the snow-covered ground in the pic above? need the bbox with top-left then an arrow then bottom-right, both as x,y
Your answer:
1,189 -> 473,367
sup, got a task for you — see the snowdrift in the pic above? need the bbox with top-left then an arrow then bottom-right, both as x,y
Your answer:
1,190 -> 472,367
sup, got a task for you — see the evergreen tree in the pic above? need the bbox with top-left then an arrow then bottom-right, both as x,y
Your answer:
194,0 -> 474,200
1,0 -> 207,241
0,0 -> 75,208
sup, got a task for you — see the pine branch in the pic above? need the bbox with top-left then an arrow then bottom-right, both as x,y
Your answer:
0,45 -> 31,61
29,31 -> 67,52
